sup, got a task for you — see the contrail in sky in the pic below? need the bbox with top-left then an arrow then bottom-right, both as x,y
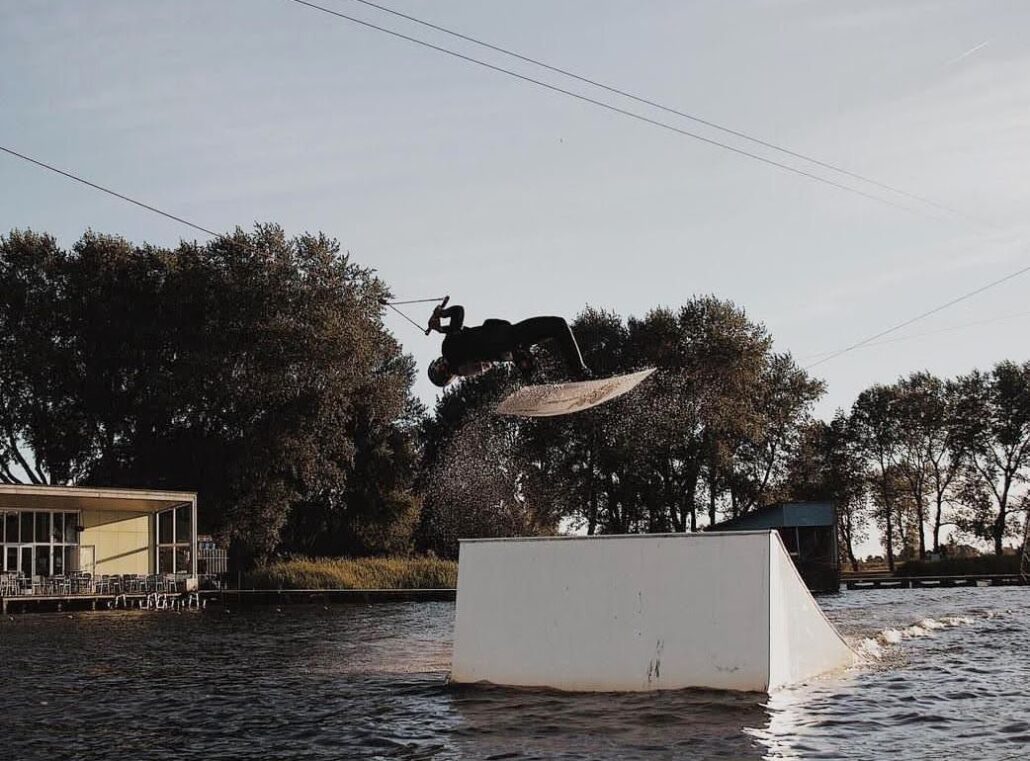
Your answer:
947,40 -> 990,65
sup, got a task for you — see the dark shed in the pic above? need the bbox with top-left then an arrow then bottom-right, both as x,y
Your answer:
709,501 -> 839,593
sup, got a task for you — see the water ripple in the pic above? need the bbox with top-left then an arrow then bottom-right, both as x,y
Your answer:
1,588 -> 1028,760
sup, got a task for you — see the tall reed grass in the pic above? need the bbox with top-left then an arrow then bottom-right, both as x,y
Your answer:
245,556 -> 457,590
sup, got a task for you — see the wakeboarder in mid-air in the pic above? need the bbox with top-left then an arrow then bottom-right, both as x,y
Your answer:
425,300 -> 591,387
379,295 -> 654,417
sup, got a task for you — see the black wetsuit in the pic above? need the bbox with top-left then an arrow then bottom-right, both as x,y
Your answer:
437,306 -> 589,379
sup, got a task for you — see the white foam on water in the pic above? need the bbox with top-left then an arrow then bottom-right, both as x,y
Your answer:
857,638 -> 885,660
849,612 -> 990,662
880,628 -> 904,645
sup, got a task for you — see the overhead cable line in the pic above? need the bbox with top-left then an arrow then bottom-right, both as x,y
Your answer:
287,0 -> 944,221
801,309 -> 1030,361
7,143 -> 1028,367
804,257 -> 1030,370
1,144 -> 432,333
0,145 -> 219,238
299,1 -> 1030,370
349,0 -> 979,226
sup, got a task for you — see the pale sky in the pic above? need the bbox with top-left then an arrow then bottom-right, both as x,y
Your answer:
3,0 -> 1030,425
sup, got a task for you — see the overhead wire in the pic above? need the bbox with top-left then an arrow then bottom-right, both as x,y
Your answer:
801,309 -> 1030,361
347,0 -> 982,227
0,143 -> 445,338
0,142 -> 443,341
6,6 -> 1029,363
287,0 -> 1030,367
5,138 -> 1027,366
286,0 -> 948,221
0,145 -> 219,238
6,135 -> 1026,363
804,257 -> 1030,370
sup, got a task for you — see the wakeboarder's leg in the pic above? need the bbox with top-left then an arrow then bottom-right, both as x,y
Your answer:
511,316 -> 591,380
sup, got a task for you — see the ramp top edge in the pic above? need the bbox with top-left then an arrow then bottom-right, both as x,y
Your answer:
459,530 -> 776,544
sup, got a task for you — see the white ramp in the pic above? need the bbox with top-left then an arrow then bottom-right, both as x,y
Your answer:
450,531 -> 854,693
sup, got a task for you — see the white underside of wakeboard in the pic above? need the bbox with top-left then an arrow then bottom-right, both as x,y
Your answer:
495,368 -> 656,417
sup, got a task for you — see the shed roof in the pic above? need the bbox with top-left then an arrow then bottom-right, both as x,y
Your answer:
708,501 -> 835,531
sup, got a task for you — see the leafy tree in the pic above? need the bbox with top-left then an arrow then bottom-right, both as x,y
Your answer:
728,353 -> 824,513
868,463 -> 920,563
416,297 -> 823,542
851,385 -> 902,570
0,226 -> 418,561
0,230 -> 68,484
884,372 -> 962,557
950,361 -> 1030,555
519,308 -> 632,534
784,413 -> 868,571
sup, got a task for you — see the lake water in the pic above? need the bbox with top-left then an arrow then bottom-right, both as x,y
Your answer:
0,587 -> 1027,760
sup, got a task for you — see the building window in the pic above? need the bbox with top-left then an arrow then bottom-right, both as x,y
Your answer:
5,512 -> 18,543
155,504 -> 192,575
0,510 -> 80,577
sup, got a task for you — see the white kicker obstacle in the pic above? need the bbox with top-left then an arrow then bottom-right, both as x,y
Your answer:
450,531 -> 856,693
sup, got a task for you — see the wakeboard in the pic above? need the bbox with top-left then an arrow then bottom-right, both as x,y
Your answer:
495,368 -> 656,417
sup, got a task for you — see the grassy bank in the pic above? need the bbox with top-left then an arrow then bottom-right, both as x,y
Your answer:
245,556 -> 457,590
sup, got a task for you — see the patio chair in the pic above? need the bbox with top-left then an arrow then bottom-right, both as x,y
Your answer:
0,572 -> 17,596
72,572 -> 92,595
54,575 -> 72,595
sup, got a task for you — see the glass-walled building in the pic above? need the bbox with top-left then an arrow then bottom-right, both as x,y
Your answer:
0,485 -> 198,589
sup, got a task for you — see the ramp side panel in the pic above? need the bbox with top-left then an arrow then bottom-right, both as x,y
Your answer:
451,533 -> 772,692
767,531 -> 856,690
767,531 -> 789,691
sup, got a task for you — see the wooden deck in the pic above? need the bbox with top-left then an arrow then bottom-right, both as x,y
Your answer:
844,574 -> 1024,590
209,588 -> 457,607
1,587 -> 456,614
1,591 -> 199,614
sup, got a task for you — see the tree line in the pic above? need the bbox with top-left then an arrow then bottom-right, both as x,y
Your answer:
2,228 -> 1027,568
822,365 -> 1030,568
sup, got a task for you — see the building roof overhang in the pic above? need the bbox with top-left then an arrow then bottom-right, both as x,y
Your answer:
0,484 -> 195,514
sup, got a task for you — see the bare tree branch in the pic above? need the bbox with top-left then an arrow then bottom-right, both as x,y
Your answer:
9,440 -> 42,485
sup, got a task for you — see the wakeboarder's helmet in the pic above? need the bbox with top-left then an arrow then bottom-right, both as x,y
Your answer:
428,357 -> 454,387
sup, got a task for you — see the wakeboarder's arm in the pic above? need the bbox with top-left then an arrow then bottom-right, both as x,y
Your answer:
435,305 -> 465,334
